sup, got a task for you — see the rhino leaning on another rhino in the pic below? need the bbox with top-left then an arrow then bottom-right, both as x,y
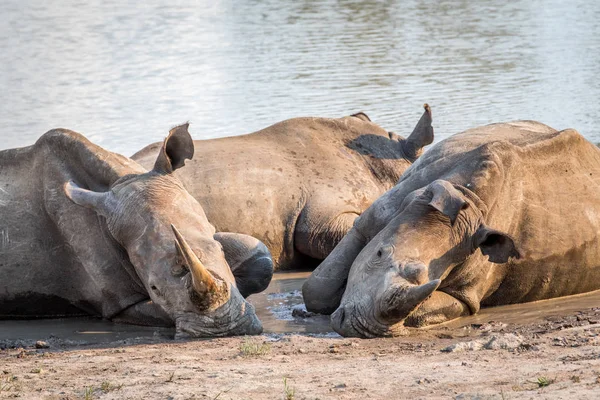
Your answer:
307,120 -> 600,337
0,124 -> 273,337
132,106 -> 434,271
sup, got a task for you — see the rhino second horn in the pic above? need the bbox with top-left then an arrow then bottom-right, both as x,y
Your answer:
171,224 -> 225,300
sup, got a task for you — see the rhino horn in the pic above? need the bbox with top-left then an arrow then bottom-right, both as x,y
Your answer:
409,279 -> 441,304
171,225 -> 227,302
381,279 -> 441,321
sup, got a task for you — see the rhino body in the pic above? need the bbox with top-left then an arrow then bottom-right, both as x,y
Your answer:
132,108 -> 433,270
303,121 -> 600,337
0,126 -> 272,337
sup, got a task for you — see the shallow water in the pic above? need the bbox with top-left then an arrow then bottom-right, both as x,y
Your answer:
1,1 -> 599,154
2,272 -> 600,344
250,271 -> 333,335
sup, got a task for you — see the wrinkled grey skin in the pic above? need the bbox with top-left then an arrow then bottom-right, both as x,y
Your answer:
0,124 -> 273,337
132,107 -> 434,271
316,121 -> 600,337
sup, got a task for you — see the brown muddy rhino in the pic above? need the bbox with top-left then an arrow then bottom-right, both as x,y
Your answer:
132,106 -> 434,270
302,120 -> 600,337
0,125 -> 274,337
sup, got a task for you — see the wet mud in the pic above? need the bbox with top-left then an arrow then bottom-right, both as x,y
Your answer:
2,271 -> 600,347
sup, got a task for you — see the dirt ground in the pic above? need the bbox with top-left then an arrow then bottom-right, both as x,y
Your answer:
2,307 -> 600,400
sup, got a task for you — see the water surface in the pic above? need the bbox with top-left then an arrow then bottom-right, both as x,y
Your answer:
1,0 -> 599,154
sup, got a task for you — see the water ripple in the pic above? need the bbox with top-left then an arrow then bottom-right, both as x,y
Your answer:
0,0 -> 599,154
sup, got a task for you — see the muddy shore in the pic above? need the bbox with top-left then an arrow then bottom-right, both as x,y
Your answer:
2,308 -> 600,399
3,275 -> 600,399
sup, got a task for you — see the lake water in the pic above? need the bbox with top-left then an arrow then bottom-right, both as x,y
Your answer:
1,0 -> 599,155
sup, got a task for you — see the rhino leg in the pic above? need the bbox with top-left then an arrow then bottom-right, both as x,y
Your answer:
294,211 -> 359,261
403,291 -> 471,327
214,232 -> 274,298
112,300 -> 173,327
302,227 -> 366,314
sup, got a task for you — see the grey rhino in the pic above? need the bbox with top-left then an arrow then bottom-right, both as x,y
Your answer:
0,124 -> 273,337
132,106 -> 434,270
304,121 -> 600,337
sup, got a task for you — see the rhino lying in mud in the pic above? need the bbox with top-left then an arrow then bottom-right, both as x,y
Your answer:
132,106 -> 434,270
303,121 -> 600,337
0,125 -> 274,337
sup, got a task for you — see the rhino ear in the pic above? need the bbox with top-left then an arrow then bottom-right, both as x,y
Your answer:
473,225 -> 521,264
403,104 -> 434,160
427,180 -> 467,225
350,112 -> 372,122
153,123 -> 194,174
64,180 -> 115,217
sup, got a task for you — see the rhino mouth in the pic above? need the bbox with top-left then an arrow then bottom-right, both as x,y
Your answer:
331,303 -> 399,338
174,300 -> 262,338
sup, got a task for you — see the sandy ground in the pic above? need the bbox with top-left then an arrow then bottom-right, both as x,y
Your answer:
2,307 -> 600,400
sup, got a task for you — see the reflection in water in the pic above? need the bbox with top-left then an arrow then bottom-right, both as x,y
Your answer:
249,272 -> 333,335
0,1 -> 599,154
0,318 -> 174,344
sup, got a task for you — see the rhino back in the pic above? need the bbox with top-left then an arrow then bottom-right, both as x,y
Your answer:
479,124 -> 600,304
402,121 -> 600,305
133,116 -> 408,267
0,131 -> 147,318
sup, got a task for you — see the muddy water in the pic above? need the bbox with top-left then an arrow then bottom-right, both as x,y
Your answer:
249,272 -> 332,335
2,271 -> 600,344
0,318 -> 175,345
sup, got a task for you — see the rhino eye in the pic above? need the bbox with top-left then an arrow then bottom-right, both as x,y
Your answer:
171,264 -> 188,277
377,250 -> 383,258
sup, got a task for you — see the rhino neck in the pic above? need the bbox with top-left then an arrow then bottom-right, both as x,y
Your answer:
362,155 -> 413,191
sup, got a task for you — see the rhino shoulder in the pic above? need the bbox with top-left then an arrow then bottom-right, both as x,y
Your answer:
35,128 -> 145,181
35,128 -> 91,150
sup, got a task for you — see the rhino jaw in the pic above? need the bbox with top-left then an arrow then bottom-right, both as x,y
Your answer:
331,279 -> 441,338
174,291 -> 262,338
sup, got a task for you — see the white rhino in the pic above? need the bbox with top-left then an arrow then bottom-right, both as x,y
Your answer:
132,106 -> 434,270
0,124 -> 273,337
303,121 -> 600,337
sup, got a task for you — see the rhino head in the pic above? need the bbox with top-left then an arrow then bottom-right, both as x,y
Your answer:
64,124 -> 263,337
302,104 -> 435,315
330,180 -> 520,338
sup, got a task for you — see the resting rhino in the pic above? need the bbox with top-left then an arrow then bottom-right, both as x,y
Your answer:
0,124 -> 273,337
304,120 -> 600,337
132,106 -> 434,270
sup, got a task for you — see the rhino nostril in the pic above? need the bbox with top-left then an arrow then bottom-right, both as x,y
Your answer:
338,308 -> 346,325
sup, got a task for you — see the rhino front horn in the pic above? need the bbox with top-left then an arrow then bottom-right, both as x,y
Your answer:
381,279 -> 441,322
171,225 -> 228,308
410,279 -> 441,305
